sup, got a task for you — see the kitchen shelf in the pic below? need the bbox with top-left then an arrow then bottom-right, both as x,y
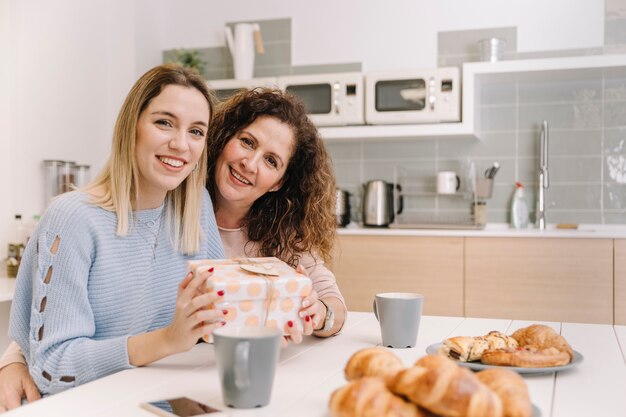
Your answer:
399,191 -> 467,197
318,122 -> 475,141
319,53 -> 626,142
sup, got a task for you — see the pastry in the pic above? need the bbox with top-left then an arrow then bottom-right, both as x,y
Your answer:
441,331 -> 518,362
511,324 -> 573,360
481,346 -> 571,368
477,368 -> 532,417
344,347 -> 405,382
388,354 -> 503,417
329,377 -> 423,417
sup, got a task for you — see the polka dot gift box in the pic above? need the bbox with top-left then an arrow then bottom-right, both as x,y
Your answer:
189,257 -> 312,340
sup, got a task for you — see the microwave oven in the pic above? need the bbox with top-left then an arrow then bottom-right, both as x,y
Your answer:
208,77 -> 279,101
277,72 -> 364,127
365,67 -> 461,125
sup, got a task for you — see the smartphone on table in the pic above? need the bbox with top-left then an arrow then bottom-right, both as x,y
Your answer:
139,397 -> 227,417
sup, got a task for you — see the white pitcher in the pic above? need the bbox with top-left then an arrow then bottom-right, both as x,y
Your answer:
224,23 -> 264,80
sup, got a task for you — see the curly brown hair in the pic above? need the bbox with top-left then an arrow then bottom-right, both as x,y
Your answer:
206,88 -> 337,267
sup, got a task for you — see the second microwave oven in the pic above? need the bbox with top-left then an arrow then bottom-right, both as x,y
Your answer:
277,72 -> 364,127
365,67 -> 461,125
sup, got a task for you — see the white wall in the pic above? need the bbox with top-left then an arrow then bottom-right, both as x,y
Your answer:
0,0 -> 19,256
0,0 -> 164,254
156,0 -> 604,70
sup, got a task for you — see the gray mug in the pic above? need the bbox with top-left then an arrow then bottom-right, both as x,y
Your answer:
373,292 -> 424,348
213,326 -> 282,409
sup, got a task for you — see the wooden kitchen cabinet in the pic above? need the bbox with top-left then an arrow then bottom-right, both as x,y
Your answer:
615,239 -> 626,325
331,235 -> 464,316
465,237 -> 613,324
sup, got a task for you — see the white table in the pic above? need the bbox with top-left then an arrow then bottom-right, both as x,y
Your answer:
6,312 -> 626,417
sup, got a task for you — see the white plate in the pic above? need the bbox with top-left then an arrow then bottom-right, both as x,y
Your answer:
425,342 -> 584,374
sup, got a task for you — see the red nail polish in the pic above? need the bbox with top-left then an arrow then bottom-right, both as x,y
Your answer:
305,315 -> 310,322
217,290 -> 225,296
221,321 -> 226,326
222,310 -> 228,315
208,267 -> 214,272
287,320 -> 294,328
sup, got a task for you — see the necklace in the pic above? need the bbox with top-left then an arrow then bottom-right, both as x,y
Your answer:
135,207 -> 165,261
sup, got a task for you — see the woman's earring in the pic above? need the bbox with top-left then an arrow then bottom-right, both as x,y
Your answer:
193,162 -> 199,172
269,187 -> 277,192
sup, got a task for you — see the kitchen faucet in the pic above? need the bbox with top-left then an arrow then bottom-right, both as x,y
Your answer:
536,120 -> 549,230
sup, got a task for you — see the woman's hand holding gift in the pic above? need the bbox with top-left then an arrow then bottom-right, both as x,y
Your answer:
162,268 -> 226,353
280,265 -> 324,347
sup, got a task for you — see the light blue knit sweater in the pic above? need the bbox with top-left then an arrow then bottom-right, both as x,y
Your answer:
9,190 -> 224,395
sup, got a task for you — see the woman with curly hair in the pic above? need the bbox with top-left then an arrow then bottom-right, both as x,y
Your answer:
207,87 -> 346,341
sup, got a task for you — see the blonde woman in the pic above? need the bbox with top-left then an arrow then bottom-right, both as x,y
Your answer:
3,64 -> 225,402
0,87 -> 348,410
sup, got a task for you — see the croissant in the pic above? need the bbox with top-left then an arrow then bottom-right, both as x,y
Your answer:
329,377 -> 424,417
441,331 -> 518,362
481,346 -> 570,368
511,324 -> 573,360
344,348 -> 405,382
476,368 -> 532,417
388,355 -> 503,417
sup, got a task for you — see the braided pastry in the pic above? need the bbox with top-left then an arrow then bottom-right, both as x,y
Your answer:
344,348 -> 405,381
477,368 -> 532,417
388,355 -> 503,417
329,377 -> 424,417
511,324 -> 573,360
481,346 -> 570,368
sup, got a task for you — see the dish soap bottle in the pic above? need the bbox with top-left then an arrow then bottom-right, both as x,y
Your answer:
510,182 -> 530,229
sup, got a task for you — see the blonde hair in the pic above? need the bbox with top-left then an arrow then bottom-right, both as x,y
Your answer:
85,64 -> 216,254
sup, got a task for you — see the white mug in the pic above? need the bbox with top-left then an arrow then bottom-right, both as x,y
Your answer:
437,171 -> 460,194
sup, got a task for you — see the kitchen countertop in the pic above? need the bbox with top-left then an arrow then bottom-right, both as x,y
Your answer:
5,312 -> 625,416
0,277 -> 15,302
338,223 -> 626,239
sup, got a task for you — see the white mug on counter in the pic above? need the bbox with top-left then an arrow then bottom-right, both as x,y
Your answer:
437,171 -> 460,194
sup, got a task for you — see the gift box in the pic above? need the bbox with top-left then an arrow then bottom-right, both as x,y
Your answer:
188,257 -> 312,339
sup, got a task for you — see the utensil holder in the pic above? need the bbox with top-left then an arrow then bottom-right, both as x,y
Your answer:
475,178 -> 494,199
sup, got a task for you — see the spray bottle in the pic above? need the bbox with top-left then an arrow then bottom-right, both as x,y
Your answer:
510,182 -> 530,229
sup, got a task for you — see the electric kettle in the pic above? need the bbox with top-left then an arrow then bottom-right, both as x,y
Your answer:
362,180 -> 403,227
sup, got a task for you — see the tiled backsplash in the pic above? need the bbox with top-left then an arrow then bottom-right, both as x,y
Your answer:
165,12 -> 626,225
329,70 -> 626,226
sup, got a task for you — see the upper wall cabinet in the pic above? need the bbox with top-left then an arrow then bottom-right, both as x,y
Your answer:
319,53 -> 626,142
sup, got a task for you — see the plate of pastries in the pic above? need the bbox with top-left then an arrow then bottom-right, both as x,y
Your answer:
329,347 -> 539,417
426,324 -> 583,373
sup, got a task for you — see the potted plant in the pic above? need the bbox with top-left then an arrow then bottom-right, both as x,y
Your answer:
167,48 -> 206,77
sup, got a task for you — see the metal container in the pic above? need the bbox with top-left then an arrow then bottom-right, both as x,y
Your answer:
43,160 -> 64,209
335,189 -> 351,227
478,38 -> 506,62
